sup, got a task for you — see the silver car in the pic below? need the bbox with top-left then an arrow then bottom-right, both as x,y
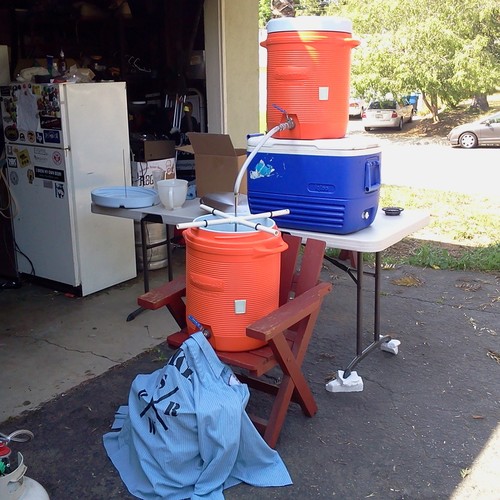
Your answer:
447,112 -> 500,148
362,99 -> 414,131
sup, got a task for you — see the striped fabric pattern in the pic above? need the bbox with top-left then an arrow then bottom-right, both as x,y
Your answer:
103,331 -> 292,499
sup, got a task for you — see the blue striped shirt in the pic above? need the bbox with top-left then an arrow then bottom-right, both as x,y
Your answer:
103,331 -> 292,499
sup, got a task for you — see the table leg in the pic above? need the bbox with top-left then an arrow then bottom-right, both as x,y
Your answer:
127,221 -> 174,321
374,251 -> 381,341
325,251 -> 390,378
356,250 -> 363,356
126,219 -> 150,321
166,224 -> 173,282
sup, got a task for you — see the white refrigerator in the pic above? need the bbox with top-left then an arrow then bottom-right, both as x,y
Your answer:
1,81 -> 136,296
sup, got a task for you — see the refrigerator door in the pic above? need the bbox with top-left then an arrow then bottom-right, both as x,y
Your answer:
1,83 -> 64,148
61,82 -> 136,296
6,143 -> 79,284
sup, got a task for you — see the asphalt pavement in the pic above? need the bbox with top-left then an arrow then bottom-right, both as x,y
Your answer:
1,259 -> 498,500
1,118 -> 498,498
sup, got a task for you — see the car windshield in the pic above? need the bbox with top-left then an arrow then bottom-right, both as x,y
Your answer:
484,112 -> 500,123
369,100 -> 397,110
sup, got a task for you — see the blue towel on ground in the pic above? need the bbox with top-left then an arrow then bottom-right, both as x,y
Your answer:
103,331 -> 292,499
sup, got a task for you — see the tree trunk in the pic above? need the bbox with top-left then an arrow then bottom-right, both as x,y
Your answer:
470,94 -> 489,111
271,0 -> 295,17
421,91 -> 440,123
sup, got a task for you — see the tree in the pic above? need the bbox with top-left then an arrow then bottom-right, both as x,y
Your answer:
326,0 -> 500,121
259,0 -> 273,27
259,0 -> 500,121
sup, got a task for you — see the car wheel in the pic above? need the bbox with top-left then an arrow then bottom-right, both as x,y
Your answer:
408,113 -> 413,123
398,119 -> 403,130
459,132 -> 478,148
364,127 -> 372,132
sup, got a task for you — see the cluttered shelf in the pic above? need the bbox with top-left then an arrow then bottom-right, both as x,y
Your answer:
8,2 -> 166,86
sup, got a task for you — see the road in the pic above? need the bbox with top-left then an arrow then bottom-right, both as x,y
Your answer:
347,118 -> 499,197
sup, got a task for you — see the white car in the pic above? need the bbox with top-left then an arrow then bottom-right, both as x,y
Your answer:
349,97 -> 366,117
362,99 -> 414,130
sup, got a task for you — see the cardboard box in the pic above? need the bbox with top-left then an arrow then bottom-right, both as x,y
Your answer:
130,139 -> 176,162
179,133 -> 247,197
131,158 -> 176,188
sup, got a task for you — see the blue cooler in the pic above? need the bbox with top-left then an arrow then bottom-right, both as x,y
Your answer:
246,136 -> 382,235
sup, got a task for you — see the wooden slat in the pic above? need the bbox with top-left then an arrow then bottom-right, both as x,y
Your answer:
137,275 -> 186,310
166,330 -> 190,348
294,237 -> 326,296
167,331 -> 279,377
279,233 -> 301,306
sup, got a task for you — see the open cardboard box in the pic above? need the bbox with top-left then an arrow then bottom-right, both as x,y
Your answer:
177,133 -> 247,197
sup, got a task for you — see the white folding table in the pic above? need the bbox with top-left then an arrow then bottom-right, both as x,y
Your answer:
283,210 -> 430,380
92,201 -> 430,375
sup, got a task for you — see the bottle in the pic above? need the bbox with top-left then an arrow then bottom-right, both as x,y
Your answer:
59,49 -> 67,74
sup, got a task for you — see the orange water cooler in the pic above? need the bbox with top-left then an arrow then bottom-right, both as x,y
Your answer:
262,16 -> 360,140
184,216 -> 288,352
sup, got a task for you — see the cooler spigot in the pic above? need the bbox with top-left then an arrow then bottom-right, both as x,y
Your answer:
272,104 -> 295,131
284,115 -> 295,130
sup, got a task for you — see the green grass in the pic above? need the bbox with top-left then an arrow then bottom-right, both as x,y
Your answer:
326,185 -> 499,273
378,185 -> 499,272
400,242 -> 499,271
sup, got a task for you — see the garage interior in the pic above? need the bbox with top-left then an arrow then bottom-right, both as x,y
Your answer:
0,0 -> 261,286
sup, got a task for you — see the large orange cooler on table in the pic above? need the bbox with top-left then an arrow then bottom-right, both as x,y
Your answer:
184,216 -> 288,352
262,16 -> 360,140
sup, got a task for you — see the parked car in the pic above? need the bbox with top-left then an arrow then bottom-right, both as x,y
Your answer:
349,97 -> 366,118
447,112 -> 500,148
362,99 -> 414,131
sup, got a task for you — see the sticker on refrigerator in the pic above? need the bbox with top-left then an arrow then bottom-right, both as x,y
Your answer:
44,129 -> 61,144
55,183 -> 65,199
7,156 -> 17,168
36,131 -> 44,144
52,150 -> 63,166
4,125 -> 18,142
33,147 -> 49,164
9,170 -> 19,185
35,166 -> 65,182
15,148 -> 32,168
27,169 -> 34,184
38,85 -> 61,130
